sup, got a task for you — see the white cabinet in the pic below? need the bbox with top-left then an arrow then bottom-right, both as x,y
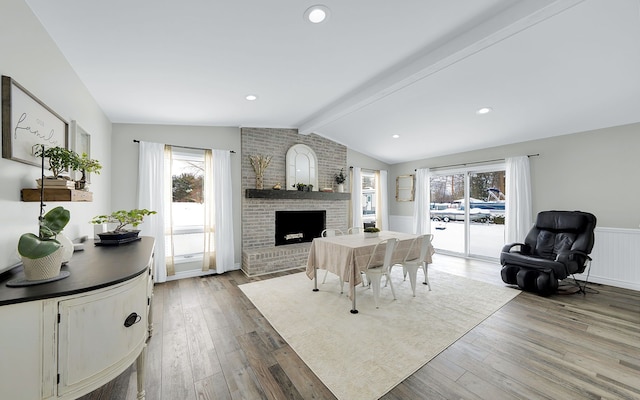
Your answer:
58,273 -> 148,397
0,237 -> 154,400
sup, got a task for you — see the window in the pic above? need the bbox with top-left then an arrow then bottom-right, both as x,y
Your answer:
167,147 -> 206,271
361,170 -> 377,228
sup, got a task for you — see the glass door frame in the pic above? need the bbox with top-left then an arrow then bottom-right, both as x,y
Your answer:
430,162 -> 505,260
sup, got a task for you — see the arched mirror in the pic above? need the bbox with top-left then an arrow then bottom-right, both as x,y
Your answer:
286,144 -> 318,190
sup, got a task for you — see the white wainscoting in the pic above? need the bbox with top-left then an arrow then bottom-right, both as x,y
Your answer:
575,227 -> 640,291
389,215 -> 414,234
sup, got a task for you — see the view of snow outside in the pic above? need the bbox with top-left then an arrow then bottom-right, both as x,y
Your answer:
431,220 -> 505,259
429,170 -> 505,259
166,148 -> 206,272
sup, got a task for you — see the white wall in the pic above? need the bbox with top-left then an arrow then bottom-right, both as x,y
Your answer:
111,124 -> 242,265
347,149 -> 390,173
0,0 -> 112,271
389,122 -> 640,230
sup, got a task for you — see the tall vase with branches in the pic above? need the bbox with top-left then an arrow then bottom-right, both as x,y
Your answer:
249,154 -> 272,190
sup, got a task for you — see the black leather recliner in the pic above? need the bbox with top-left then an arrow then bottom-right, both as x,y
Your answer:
500,210 -> 596,295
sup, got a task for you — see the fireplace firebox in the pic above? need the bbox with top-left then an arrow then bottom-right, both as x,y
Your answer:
275,210 -> 326,246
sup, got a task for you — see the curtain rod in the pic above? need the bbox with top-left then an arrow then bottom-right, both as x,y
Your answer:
133,139 -> 236,153
414,153 -> 539,171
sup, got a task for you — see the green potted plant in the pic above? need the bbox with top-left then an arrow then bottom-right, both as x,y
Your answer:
91,209 -> 157,244
18,206 -> 70,281
73,152 -> 102,190
293,182 -> 307,191
35,146 -> 79,180
364,227 -> 380,238
335,168 -> 346,192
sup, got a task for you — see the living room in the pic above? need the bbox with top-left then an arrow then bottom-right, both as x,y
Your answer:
1,1 -> 639,399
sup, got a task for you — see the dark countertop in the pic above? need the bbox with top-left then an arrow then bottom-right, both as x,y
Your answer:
0,237 -> 155,306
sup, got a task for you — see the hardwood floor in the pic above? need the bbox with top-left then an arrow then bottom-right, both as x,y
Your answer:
81,255 -> 640,400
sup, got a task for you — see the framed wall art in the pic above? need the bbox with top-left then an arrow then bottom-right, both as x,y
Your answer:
70,120 -> 92,182
396,174 -> 415,202
1,75 -> 69,167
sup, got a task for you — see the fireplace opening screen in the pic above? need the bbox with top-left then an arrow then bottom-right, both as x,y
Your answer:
275,210 -> 326,246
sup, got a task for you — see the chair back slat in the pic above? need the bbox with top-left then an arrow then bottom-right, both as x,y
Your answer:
365,238 -> 398,272
322,229 -> 343,237
403,234 -> 433,263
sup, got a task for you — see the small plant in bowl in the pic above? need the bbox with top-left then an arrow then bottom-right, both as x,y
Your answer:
364,227 -> 380,238
91,209 -> 156,244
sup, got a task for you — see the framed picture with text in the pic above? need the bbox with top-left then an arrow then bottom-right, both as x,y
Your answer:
1,75 -> 69,167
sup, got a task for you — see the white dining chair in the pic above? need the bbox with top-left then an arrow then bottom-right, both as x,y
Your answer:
399,234 -> 433,296
321,229 -> 345,288
363,238 -> 398,308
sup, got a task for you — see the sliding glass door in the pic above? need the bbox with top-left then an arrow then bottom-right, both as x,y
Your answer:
468,169 -> 505,258
430,173 -> 465,253
429,164 -> 505,260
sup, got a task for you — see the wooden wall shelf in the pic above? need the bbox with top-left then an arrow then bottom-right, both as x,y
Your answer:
245,189 -> 350,200
21,188 -> 93,202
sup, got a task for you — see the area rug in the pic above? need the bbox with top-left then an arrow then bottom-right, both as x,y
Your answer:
239,269 -> 519,400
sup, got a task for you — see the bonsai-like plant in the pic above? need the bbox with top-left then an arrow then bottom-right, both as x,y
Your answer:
335,168 -> 346,185
73,152 -> 102,190
364,227 -> 380,233
75,152 -> 102,175
34,146 -> 79,179
91,209 -> 157,233
18,206 -> 70,260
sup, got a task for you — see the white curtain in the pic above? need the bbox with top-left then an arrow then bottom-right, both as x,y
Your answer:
351,167 -> 363,229
212,149 -> 235,273
505,156 -> 533,243
163,146 -> 175,277
413,168 -> 431,234
203,150 -> 215,272
376,170 -> 389,230
137,141 -> 167,283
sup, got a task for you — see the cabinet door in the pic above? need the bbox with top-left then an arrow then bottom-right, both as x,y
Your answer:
0,301 -> 47,399
57,272 -> 148,396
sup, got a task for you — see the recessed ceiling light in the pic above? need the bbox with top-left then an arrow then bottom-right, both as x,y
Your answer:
245,94 -> 258,101
476,107 -> 493,115
392,134 -> 400,139
304,5 -> 330,24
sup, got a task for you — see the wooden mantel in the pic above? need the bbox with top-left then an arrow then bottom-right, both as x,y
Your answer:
245,189 -> 350,200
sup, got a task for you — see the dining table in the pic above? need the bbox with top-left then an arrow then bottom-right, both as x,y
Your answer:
306,230 -> 434,313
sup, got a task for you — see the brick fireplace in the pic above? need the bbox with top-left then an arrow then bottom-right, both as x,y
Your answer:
241,128 -> 349,276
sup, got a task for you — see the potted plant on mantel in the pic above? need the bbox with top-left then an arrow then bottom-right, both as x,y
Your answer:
18,206 -> 71,281
91,209 -> 157,245
335,168 -> 346,193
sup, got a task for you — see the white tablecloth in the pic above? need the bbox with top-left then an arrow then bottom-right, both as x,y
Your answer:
306,231 -> 434,292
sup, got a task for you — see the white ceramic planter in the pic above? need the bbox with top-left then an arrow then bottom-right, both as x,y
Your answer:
22,248 -> 63,281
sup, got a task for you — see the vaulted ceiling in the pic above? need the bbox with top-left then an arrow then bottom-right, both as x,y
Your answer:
25,0 -> 640,163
